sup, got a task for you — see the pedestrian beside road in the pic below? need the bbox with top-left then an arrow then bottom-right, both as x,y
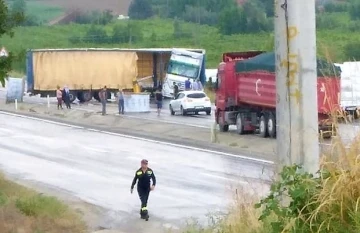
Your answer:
173,82 -> 179,99
197,79 -> 203,91
63,85 -> 71,109
131,159 -> 156,221
99,86 -> 107,115
185,78 -> 191,91
192,79 -> 199,90
117,88 -> 125,115
155,88 -> 163,116
56,86 -> 63,110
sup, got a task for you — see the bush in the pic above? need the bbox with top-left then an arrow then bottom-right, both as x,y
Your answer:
74,10 -> 114,25
344,41 -> 360,60
83,24 -> 109,44
112,22 -> 143,44
15,195 -> 68,218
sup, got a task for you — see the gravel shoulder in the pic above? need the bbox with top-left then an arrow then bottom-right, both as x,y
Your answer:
0,101 -> 277,162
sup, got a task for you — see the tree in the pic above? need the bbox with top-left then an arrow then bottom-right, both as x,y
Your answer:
128,0 -> 153,20
10,0 -> 26,14
0,0 -> 24,86
349,1 -> 360,20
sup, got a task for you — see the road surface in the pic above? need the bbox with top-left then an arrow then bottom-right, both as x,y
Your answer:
0,113 -> 272,232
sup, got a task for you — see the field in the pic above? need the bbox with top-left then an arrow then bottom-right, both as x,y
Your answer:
26,1 -> 64,22
30,0 -> 131,15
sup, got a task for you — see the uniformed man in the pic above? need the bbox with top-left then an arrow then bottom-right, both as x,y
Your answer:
130,159 -> 156,220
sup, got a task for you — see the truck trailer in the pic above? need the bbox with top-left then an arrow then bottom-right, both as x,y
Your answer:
215,51 -> 341,138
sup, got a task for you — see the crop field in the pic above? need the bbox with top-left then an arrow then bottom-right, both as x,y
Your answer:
32,0 -> 131,15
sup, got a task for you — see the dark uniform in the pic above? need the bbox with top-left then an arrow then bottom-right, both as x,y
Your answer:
131,167 -> 156,219
173,83 -> 179,99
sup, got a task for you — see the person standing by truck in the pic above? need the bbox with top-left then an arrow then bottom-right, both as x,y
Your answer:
173,82 -> 179,99
56,86 -> 63,110
99,86 -> 107,115
130,159 -> 156,221
185,78 -> 191,91
117,88 -> 125,115
62,85 -> 71,109
155,88 -> 163,116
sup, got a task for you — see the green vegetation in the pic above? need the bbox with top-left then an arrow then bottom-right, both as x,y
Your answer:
1,17 -> 360,72
186,133 -> 360,232
0,174 -> 86,233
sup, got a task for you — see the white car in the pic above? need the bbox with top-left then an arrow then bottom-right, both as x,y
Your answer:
169,91 -> 212,116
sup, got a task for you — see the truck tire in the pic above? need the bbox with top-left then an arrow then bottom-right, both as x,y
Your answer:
236,114 -> 245,135
69,91 -> 76,103
82,91 -> 93,102
267,113 -> 276,138
219,124 -> 229,132
259,115 -> 268,138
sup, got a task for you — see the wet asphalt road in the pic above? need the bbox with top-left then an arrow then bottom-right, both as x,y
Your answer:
0,113 -> 271,231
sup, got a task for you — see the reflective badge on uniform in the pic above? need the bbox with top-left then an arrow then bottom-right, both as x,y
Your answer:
137,171 -> 142,176
147,171 -> 152,175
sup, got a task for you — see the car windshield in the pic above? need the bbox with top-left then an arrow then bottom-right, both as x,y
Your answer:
167,60 -> 199,79
187,93 -> 206,99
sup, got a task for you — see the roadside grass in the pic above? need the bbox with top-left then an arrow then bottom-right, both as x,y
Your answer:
0,174 -> 86,233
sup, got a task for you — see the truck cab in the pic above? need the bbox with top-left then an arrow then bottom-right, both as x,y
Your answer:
162,49 -> 206,98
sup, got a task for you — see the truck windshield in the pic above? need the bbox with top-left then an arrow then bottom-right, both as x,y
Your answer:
167,60 -> 199,79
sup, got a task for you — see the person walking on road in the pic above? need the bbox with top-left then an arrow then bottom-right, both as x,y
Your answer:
196,79 -> 203,91
99,86 -> 107,115
117,88 -> 125,115
131,159 -> 156,221
155,88 -> 163,116
63,85 -> 71,109
56,86 -> 63,110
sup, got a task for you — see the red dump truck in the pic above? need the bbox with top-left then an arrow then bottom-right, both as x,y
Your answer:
214,51 -> 341,138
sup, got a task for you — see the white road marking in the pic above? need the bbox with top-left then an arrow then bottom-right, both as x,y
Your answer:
200,172 -> 248,184
0,111 -> 274,165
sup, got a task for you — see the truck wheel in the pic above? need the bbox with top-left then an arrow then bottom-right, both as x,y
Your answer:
82,91 -> 93,102
181,106 -> 187,116
206,110 -> 211,116
69,91 -> 76,103
259,115 -> 268,138
267,113 -> 276,138
219,124 -> 229,132
236,114 -> 245,135
169,105 -> 175,115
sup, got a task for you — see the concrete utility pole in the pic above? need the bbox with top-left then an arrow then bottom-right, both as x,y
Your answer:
275,0 -> 319,173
